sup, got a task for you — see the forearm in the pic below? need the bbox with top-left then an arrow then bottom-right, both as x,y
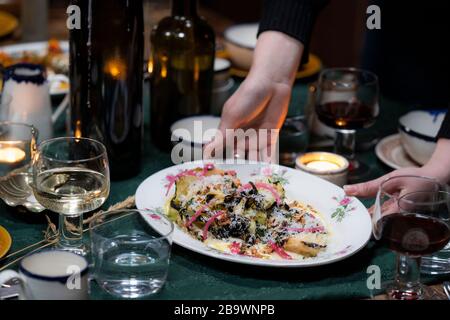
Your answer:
422,138 -> 450,184
258,0 -> 327,65
248,31 -> 304,86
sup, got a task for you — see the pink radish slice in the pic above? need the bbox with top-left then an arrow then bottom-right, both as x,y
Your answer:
229,242 -> 241,254
286,226 -> 325,233
185,199 -> 216,228
268,241 -> 292,260
202,210 -> 225,240
165,164 -> 215,196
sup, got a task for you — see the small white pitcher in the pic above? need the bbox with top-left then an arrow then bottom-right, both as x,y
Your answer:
0,63 -> 69,141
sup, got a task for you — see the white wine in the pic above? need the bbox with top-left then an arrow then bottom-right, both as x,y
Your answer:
34,167 -> 109,216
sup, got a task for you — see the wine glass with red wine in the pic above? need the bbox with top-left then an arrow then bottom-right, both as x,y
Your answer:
315,68 -> 378,181
373,175 -> 449,300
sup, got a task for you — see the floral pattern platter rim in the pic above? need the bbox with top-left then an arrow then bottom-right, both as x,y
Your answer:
135,160 -> 372,268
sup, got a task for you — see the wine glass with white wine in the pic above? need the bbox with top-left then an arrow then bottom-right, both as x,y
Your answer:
32,137 -> 110,255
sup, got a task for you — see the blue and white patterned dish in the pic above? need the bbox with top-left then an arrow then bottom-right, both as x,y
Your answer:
398,110 -> 447,165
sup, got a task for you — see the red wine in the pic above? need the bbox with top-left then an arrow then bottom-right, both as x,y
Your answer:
377,213 -> 450,257
69,0 -> 144,180
316,101 -> 377,130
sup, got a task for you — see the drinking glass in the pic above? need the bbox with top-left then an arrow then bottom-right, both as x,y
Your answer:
90,209 -> 173,298
0,122 -> 37,177
0,122 -> 42,211
373,175 -> 447,300
32,137 -> 110,255
279,115 -> 309,167
315,68 -> 379,181
399,191 -> 450,275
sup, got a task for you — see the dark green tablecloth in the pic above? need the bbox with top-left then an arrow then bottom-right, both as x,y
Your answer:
0,79 -> 444,300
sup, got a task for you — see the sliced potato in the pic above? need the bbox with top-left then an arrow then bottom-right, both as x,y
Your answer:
284,237 -> 321,257
257,188 -> 276,209
284,232 -> 328,257
172,175 -> 198,206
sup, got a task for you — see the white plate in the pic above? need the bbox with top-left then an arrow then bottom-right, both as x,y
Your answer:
136,161 -> 372,268
375,134 -> 420,170
224,23 -> 259,49
0,41 -> 69,96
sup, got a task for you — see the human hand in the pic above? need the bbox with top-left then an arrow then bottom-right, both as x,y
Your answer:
204,31 -> 303,162
345,167 -> 444,215
344,138 -> 450,199
344,138 -> 450,215
343,167 -> 438,199
203,72 -> 292,162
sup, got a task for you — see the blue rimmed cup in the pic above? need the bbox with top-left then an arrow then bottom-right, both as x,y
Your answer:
0,249 -> 89,300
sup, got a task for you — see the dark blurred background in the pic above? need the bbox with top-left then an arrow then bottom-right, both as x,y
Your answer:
203,0 -> 368,67
0,0 -> 368,68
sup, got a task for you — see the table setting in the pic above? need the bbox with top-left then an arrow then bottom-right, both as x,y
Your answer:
0,0 -> 449,303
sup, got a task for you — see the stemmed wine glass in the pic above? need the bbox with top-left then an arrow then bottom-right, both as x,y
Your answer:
373,175 -> 449,300
399,190 -> 450,280
315,68 -> 379,181
32,137 -> 110,255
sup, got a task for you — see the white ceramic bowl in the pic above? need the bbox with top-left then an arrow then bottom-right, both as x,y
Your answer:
223,23 -> 258,70
398,110 -> 446,165
170,116 -> 221,162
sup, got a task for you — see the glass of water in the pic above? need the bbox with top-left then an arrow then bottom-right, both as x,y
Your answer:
89,209 -> 174,298
279,116 -> 309,167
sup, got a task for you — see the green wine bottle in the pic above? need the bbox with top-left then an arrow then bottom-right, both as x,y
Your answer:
150,0 -> 215,150
69,0 -> 144,180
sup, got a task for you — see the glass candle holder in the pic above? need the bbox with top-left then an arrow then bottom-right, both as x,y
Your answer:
0,122 -> 37,177
295,152 -> 349,186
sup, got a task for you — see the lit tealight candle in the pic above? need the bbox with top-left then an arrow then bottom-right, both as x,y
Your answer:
0,147 -> 26,164
305,160 -> 340,171
296,152 -> 349,187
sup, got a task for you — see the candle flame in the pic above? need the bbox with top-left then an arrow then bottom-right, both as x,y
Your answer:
305,160 -> 340,171
194,57 -> 200,82
0,147 -> 26,164
148,59 -> 153,74
105,58 -> 127,80
75,120 -> 82,138
160,54 -> 168,79
297,152 -> 348,176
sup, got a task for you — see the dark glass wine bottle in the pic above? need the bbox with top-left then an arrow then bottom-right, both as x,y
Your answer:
69,0 -> 144,180
150,0 -> 215,150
